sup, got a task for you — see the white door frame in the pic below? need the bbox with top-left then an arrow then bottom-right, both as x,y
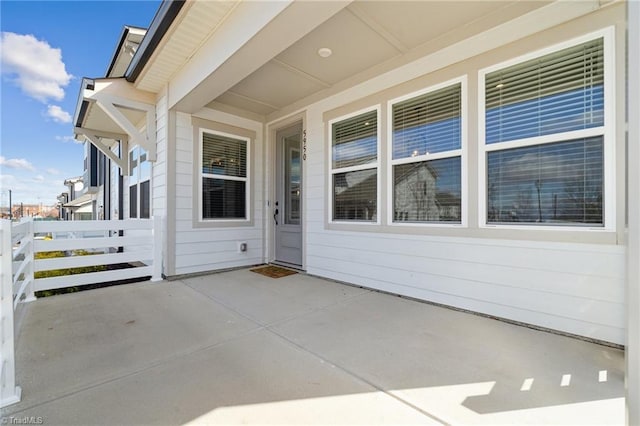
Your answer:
266,112 -> 307,270
626,1 -> 639,423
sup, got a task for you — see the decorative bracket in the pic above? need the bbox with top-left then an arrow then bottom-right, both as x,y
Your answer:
74,127 -> 129,175
93,94 -> 156,161
77,79 -> 157,166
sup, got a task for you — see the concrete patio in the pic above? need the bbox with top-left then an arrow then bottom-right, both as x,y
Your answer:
1,268 -> 625,425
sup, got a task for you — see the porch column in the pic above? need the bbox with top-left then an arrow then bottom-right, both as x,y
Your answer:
626,0 -> 640,424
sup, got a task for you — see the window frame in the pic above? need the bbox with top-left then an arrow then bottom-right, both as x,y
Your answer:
387,76 -> 467,228
198,127 -> 251,223
328,105 -> 382,225
477,27 -> 615,231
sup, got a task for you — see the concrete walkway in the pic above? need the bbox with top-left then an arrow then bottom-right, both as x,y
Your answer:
1,268 -> 625,425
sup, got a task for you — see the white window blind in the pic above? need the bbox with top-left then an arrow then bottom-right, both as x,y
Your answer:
201,131 -> 248,220
333,169 -> 377,221
332,110 -> 377,169
485,38 -> 604,144
202,132 -> 246,178
483,35 -> 607,227
391,82 -> 462,224
393,84 -> 461,159
331,109 -> 378,222
487,137 -> 603,225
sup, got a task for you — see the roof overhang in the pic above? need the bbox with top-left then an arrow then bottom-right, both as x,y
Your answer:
73,78 -> 157,175
63,193 -> 94,208
125,0 -> 186,82
106,26 -> 147,78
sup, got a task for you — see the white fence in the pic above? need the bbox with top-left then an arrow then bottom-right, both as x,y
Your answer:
1,219 -> 21,408
0,217 -> 162,408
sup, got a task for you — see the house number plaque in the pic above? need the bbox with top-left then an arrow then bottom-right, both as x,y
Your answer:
302,129 -> 307,161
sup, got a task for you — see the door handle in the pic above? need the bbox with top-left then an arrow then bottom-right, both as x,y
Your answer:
274,208 -> 279,226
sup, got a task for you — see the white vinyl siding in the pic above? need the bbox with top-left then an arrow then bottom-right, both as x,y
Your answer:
329,108 -> 380,223
173,112 -> 263,275
303,7 -> 624,343
305,231 -> 625,343
479,30 -> 613,229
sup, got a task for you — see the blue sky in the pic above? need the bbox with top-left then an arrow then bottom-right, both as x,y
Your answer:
1,0 -> 160,207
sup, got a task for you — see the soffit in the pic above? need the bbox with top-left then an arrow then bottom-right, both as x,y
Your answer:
82,102 -> 147,135
109,28 -> 146,78
209,0 -> 551,117
135,0 -> 238,93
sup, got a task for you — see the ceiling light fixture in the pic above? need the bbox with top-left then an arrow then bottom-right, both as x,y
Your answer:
317,47 -> 332,58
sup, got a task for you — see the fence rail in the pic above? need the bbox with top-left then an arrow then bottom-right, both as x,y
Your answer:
0,217 -> 162,408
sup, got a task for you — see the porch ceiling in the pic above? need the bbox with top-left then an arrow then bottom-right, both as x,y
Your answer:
207,0 -> 551,118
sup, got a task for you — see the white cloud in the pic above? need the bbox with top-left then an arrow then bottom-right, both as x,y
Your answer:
33,175 -> 45,183
0,156 -> 35,171
1,173 -> 65,205
0,32 -> 73,102
46,105 -> 72,123
46,168 -> 61,175
56,135 -> 83,144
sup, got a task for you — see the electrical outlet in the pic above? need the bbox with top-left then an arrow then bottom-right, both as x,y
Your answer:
237,241 -> 248,253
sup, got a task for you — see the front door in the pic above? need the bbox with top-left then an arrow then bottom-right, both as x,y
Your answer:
274,122 -> 303,267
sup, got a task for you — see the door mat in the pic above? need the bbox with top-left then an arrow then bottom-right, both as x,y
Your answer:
251,265 -> 298,278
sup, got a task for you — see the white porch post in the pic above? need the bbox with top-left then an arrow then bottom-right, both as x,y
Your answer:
0,220 -> 22,408
627,0 -> 640,424
151,215 -> 163,282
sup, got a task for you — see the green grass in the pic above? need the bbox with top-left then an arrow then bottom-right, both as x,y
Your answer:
35,250 -> 107,297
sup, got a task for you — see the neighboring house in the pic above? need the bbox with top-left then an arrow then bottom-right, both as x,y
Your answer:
393,162 -> 440,222
60,130 -> 114,221
72,26 -> 149,222
56,192 -> 69,220
72,0 -> 631,346
60,176 -> 93,220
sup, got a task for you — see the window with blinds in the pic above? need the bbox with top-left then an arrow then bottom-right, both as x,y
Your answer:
483,36 -> 606,226
331,109 -> 379,222
393,84 -> 461,159
485,38 -> 604,144
332,110 -> 377,169
201,131 -> 248,220
391,82 -> 462,223
487,137 -> 603,224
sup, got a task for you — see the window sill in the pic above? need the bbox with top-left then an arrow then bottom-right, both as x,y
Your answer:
193,218 -> 253,229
